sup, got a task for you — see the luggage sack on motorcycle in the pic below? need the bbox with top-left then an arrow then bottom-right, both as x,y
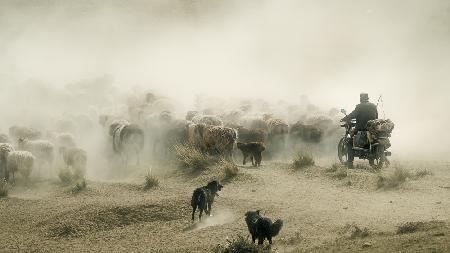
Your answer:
366,119 -> 395,138
353,131 -> 369,148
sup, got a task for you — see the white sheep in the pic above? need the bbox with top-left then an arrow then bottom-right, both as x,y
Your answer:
18,138 -> 54,166
59,147 -> 87,179
0,143 -> 14,179
6,151 -> 34,181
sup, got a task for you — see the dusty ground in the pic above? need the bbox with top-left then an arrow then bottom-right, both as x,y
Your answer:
0,158 -> 449,252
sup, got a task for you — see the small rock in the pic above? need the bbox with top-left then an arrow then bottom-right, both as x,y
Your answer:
433,232 -> 445,237
389,201 -> 392,203
343,207 -> 348,210
251,189 -> 256,192
362,242 -> 372,248
436,201 -> 441,204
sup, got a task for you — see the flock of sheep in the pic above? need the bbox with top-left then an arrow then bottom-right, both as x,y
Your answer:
0,91 -> 342,187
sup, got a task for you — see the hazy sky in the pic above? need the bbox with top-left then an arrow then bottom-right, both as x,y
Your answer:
1,0 -> 449,159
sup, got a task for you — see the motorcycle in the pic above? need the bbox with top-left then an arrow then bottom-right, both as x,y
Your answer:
337,109 -> 391,168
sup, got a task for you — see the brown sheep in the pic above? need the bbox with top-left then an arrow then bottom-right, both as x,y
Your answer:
237,127 -> 267,143
188,123 -> 236,159
192,115 -> 223,126
289,121 -> 323,143
236,142 -> 265,167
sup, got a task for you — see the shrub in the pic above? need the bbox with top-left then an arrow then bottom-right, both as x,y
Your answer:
343,224 -> 369,239
377,166 -> 412,189
174,143 -> 213,171
213,235 -> 259,253
71,179 -> 87,194
220,159 -> 239,181
414,169 -> 433,178
292,151 -> 314,170
144,174 -> 159,190
397,222 -> 424,234
0,179 -> 9,198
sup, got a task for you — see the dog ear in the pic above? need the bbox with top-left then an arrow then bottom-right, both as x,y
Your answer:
256,210 -> 261,215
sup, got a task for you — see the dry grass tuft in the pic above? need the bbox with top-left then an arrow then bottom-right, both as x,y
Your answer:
213,235 -> 262,253
71,179 -> 87,194
174,143 -> 214,171
414,169 -> 433,178
377,166 -> 413,190
0,179 -> 9,198
326,163 -> 341,173
144,174 -> 159,190
292,151 -> 315,170
397,222 -> 424,234
326,163 -> 348,179
343,224 -> 370,239
220,159 -> 239,181
333,167 -> 348,179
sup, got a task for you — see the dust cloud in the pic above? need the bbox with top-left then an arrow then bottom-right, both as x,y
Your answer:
1,0 -> 449,162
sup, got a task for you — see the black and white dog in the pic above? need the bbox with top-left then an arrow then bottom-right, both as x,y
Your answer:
245,210 -> 283,245
191,180 -> 223,222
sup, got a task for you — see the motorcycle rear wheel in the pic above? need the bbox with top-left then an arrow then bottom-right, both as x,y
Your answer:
374,145 -> 386,169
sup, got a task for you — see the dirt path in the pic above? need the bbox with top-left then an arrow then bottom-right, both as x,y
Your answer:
0,160 -> 449,252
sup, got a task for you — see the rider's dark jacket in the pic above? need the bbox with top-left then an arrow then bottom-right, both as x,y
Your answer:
342,101 -> 378,131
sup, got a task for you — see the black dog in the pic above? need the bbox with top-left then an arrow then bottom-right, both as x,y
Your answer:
245,210 -> 283,245
191,180 -> 223,222
236,142 -> 265,167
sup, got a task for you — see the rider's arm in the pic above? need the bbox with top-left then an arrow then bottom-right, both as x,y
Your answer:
342,105 -> 359,121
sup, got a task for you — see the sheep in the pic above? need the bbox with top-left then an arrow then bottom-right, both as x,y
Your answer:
289,122 -> 323,143
236,142 -> 266,167
263,116 -> 289,153
59,147 -> 87,179
188,123 -> 236,159
110,122 -> 144,166
0,134 -> 9,143
9,126 -> 41,141
185,110 -> 200,121
6,151 -> 34,181
237,127 -> 267,143
18,138 -> 54,167
47,132 -> 77,149
0,143 -> 14,179
192,115 -> 223,126
144,111 -> 173,157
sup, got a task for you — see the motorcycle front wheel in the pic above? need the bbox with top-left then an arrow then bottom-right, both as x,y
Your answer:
338,137 -> 348,164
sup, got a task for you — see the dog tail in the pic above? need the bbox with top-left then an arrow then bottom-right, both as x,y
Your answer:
270,219 -> 283,237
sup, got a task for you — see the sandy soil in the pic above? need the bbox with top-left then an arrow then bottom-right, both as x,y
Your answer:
0,159 -> 449,252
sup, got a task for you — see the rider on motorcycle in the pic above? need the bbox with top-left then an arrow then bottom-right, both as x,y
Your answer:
340,93 -> 378,168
